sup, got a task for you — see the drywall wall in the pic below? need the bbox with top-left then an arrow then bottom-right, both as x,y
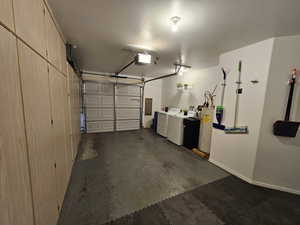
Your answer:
209,38 -> 274,181
143,79 -> 162,128
254,35 -> 300,194
161,67 -> 219,110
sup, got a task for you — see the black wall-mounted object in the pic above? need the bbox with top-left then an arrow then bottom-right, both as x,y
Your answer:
273,70 -> 300,137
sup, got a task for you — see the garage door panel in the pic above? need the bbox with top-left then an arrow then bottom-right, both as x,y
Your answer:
102,83 -> 114,95
102,96 -> 114,107
102,108 -> 114,120
84,82 -> 114,95
86,121 -> 113,133
116,96 -> 140,108
86,108 -> 114,121
84,82 -> 141,133
116,120 -> 139,131
116,108 -> 140,120
86,121 -> 100,133
84,82 -> 99,94
101,121 -> 114,132
84,95 -> 101,106
86,108 -> 101,120
116,85 -> 140,96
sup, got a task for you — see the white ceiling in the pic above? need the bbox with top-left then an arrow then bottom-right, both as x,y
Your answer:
48,0 -> 300,77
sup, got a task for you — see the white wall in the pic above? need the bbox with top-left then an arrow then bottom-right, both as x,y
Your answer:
161,67 -> 219,110
254,35 -> 300,194
143,79 -> 162,128
209,39 -> 274,181
150,35 -> 300,195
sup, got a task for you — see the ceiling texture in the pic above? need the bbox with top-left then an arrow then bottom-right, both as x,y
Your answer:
48,0 -> 300,77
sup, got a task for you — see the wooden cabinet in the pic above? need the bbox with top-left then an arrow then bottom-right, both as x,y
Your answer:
68,65 -> 81,159
0,1 -> 81,224
17,40 -> 58,225
48,65 -> 71,209
0,0 -> 14,30
45,9 -> 62,71
64,70 -> 73,172
66,65 -> 75,160
73,73 -> 81,153
60,39 -> 67,75
13,0 -> 46,57
0,25 -> 34,225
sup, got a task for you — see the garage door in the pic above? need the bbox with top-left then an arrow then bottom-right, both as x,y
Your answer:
84,81 -> 114,133
83,81 -> 141,133
115,84 -> 141,131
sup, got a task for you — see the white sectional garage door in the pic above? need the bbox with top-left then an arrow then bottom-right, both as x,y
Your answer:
83,81 -> 141,133
115,84 -> 141,131
84,81 -> 115,133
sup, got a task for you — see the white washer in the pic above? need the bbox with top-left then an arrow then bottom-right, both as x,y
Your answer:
157,108 -> 180,137
167,111 -> 196,145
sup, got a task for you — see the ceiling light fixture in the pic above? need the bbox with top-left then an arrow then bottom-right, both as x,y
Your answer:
136,53 -> 152,65
170,16 -> 181,32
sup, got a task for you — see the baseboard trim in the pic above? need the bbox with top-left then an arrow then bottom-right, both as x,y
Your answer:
209,158 -> 300,196
252,180 -> 300,195
209,158 -> 253,184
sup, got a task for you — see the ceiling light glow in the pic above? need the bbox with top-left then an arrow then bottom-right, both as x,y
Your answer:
136,53 -> 152,64
170,16 -> 181,32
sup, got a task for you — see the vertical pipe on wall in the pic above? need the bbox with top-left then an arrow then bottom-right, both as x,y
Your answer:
140,85 -> 145,129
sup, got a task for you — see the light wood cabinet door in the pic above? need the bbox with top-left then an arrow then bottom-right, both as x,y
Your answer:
73,70 -> 80,157
68,66 -> 81,158
73,72 -> 81,153
0,0 -> 14,30
66,64 -> 76,160
60,39 -> 67,75
63,69 -> 73,173
13,0 -> 46,56
18,40 -> 58,225
0,25 -> 34,225
49,66 -> 70,210
45,9 -> 61,71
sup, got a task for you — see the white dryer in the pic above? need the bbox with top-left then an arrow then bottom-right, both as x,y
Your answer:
157,108 -> 180,137
167,111 -> 196,145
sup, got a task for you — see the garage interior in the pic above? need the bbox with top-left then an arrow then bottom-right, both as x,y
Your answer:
1,0 -> 300,225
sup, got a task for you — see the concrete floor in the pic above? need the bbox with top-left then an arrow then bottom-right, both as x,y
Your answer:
58,129 -> 228,225
105,176 -> 300,225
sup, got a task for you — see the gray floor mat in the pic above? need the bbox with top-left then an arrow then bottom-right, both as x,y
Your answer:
105,176 -> 300,225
